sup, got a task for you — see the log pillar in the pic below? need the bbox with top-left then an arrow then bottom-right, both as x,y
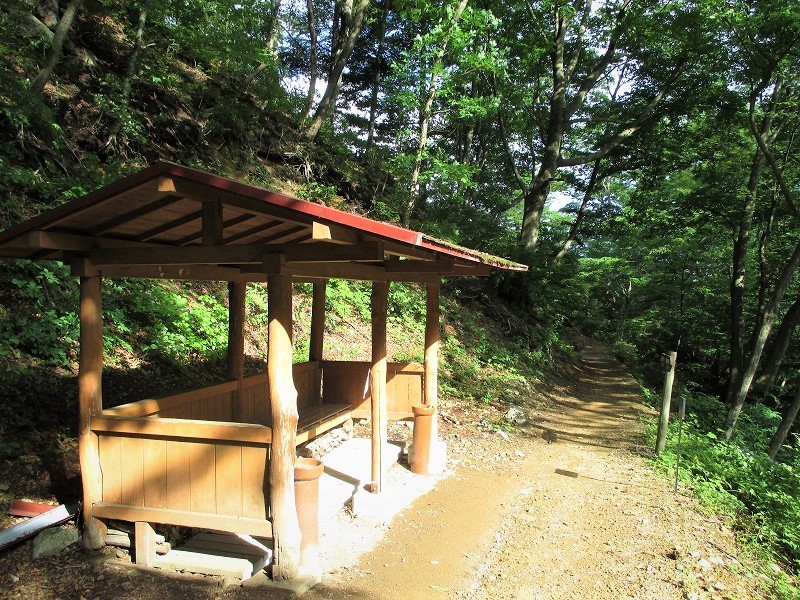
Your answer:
424,281 -> 440,408
370,281 -> 389,493
228,281 -> 247,422
267,274 -> 302,580
78,275 -> 105,549
309,281 -> 326,363
411,281 -> 441,475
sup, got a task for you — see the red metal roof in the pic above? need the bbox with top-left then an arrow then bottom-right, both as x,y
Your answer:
0,162 -> 528,273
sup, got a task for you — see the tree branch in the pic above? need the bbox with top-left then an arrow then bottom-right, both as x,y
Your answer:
492,74 -> 528,195
558,61 -> 684,168
563,0 -> 632,119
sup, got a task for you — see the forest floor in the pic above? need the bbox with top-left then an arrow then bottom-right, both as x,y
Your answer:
0,342 -> 772,599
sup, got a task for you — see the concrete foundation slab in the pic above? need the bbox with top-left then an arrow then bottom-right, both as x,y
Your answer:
153,532 -> 272,581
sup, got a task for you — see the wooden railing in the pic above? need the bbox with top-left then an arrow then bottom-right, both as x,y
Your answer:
89,360 -> 419,537
321,361 -> 423,420
91,415 -> 272,536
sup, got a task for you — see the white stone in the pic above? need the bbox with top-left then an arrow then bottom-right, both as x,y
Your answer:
505,406 -> 527,425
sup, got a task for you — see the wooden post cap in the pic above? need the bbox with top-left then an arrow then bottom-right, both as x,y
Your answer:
294,457 -> 324,481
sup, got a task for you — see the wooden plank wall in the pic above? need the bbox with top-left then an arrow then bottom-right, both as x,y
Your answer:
101,362 -> 322,427
233,362 -> 321,426
294,361 -> 322,410
96,429 -> 269,520
102,381 -> 238,420
320,361 -> 423,420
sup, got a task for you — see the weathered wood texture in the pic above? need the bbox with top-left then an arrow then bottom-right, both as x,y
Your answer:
101,363 -> 320,425
309,281 -> 326,362
78,275 -> 105,549
94,421 -> 270,522
228,281 -> 247,422
371,282 -> 389,494
267,274 -> 302,580
321,361 -> 423,420
424,281 -> 440,407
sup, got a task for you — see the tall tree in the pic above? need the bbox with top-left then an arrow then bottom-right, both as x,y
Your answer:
493,0 -> 709,250
30,0 -> 83,97
303,0 -> 371,141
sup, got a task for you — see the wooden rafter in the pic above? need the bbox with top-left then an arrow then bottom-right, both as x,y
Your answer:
175,213 -> 257,246
89,194 -> 187,235
136,210 -> 202,242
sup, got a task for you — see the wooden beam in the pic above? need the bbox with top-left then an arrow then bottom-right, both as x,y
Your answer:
228,281 -> 247,422
280,262 -> 387,281
71,258 -> 243,281
91,416 -> 272,444
90,241 -> 384,266
311,222 -> 360,244
267,274 -> 302,580
309,281 -> 326,363
28,231 -> 156,251
385,258 -> 455,273
370,281 -> 389,494
93,504 -> 272,537
202,199 -> 223,245
78,275 -> 105,550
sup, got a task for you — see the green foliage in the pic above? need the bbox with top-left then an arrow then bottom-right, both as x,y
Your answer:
650,390 -> 800,581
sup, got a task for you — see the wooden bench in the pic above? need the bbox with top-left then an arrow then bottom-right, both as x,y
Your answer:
295,403 -> 352,446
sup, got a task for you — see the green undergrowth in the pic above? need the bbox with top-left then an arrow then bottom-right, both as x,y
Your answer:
644,388 -> 800,598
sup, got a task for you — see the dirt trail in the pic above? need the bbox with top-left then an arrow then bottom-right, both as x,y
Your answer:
310,342 -> 760,600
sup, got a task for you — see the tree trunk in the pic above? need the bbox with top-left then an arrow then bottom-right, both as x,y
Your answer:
753,296 -> 800,399
106,0 -> 149,148
554,158 -> 601,262
725,150 -> 765,406
519,9 -> 569,249
767,386 -> 800,459
30,0 -> 83,97
302,0 -> 319,119
724,238 -> 800,438
402,0 -> 469,227
365,5 -> 388,154
303,0 -> 370,142
236,0 -> 282,98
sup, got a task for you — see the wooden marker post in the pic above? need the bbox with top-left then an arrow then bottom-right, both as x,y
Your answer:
267,274 -> 302,580
78,276 -> 105,549
227,281 -> 246,422
655,351 -> 678,454
370,281 -> 389,493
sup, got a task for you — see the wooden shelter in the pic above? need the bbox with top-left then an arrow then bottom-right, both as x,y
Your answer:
0,162 -> 526,579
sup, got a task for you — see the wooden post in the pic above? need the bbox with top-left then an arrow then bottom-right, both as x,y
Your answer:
424,281 -> 440,407
655,351 -> 678,454
370,281 -> 389,494
309,281 -> 327,363
267,274 -> 302,580
78,275 -> 105,549
228,281 -> 246,422
134,521 -> 157,567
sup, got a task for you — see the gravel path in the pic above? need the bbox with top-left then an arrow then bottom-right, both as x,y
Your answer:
308,342 -> 763,600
